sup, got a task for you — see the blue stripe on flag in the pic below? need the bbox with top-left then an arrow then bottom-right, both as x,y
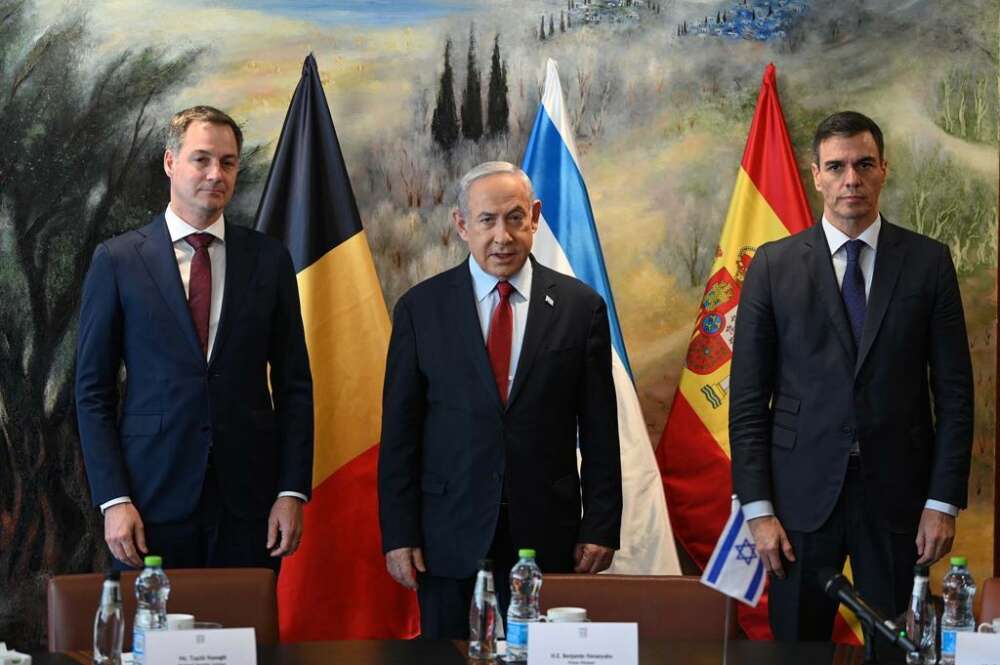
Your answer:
744,558 -> 764,602
522,106 -> 633,378
706,508 -> 745,584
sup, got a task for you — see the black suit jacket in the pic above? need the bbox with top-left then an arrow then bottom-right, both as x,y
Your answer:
730,220 -> 973,534
75,215 -> 314,523
378,256 -> 622,578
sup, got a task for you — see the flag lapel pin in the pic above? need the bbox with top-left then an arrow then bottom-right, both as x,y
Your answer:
545,295 -> 555,307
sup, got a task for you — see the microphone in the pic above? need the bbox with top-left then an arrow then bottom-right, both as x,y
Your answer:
819,568 -> 918,654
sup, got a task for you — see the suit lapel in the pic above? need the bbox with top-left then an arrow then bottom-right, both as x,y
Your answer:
507,258 -> 555,410
855,220 -> 904,376
450,263 -> 505,413
209,224 -> 257,367
804,222 -> 856,363
136,215 -> 204,360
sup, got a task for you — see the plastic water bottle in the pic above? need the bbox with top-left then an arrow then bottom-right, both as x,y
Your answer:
93,570 -> 124,665
469,559 -> 505,660
505,549 -> 542,662
903,565 -> 937,665
940,556 -> 976,665
133,556 -> 170,665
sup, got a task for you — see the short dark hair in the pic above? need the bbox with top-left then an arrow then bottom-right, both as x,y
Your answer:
166,105 -> 243,155
812,111 -> 884,163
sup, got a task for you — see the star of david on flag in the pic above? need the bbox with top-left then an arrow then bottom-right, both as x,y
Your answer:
700,495 -> 766,607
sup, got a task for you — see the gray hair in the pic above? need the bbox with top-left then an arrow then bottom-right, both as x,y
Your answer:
456,161 -> 535,216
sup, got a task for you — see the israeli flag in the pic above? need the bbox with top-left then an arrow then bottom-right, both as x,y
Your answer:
522,59 -> 680,575
701,496 -> 765,606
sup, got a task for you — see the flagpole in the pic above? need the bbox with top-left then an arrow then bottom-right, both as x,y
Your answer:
722,595 -> 732,665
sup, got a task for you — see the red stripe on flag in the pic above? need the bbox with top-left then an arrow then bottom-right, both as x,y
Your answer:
657,393 -> 732,567
657,393 -> 773,639
833,613 -> 863,645
277,444 -> 420,641
740,63 -> 813,236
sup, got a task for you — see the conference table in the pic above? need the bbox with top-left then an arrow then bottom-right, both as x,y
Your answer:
34,638 -> 866,664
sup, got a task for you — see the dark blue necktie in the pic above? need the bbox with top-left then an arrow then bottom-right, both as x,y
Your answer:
842,239 -> 867,348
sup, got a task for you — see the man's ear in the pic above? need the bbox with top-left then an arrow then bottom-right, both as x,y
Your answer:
530,200 -> 541,232
452,208 -> 468,241
164,150 -> 175,178
810,162 -> 821,191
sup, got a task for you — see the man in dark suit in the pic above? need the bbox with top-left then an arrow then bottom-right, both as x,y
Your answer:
730,111 -> 973,641
378,161 -> 622,638
76,106 -> 313,571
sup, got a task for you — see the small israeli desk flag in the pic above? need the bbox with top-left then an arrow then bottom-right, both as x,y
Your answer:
701,495 -> 766,607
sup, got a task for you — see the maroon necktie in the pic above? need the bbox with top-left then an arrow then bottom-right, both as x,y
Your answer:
486,281 -> 514,405
185,233 -> 213,356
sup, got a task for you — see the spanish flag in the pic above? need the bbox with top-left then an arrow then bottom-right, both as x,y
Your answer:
656,63 -> 817,639
255,54 -> 419,641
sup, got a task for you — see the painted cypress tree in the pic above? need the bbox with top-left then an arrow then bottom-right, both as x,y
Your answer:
540,15 -> 546,40
431,38 -> 459,152
549,14 -> 554,37
460,24 -> 483,142
560,11 -> 565,32
486,33 -> 509,137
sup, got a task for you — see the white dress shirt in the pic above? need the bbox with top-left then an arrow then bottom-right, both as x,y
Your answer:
165,206 -> 227,360
742,215 -> 958,521
468,255 -> 532,397
101,206 -> 306,513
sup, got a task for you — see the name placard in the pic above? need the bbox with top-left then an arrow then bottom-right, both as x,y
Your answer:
144,628 -> 256,665
527,622 -> 638,665
956,632 -> 1000,665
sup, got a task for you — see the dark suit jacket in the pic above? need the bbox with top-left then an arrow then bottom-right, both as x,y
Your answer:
730,219 -> 973,534
378,256 -> 622,578
75,214 -> 313,523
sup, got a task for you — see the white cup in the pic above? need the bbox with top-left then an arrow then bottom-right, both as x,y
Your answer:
166,613 -> 195,630
977,618 -> 1000,633
546,607 -> 588,623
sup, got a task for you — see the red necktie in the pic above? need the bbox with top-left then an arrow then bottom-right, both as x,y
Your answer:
185,233 -> 213,356
487,281 -> 514,405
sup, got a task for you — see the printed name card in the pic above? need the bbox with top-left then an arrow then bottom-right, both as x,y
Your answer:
956,632 -> 1000,665
527,622 -> 638,665
144,628 -> 256,665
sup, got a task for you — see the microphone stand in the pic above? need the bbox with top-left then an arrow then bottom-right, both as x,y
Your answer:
861,617 -> 878,664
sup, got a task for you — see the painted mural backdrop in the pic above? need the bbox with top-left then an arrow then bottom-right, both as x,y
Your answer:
0,0 -> 996,647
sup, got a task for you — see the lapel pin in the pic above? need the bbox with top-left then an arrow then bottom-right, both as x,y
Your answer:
545,295 -> 555,307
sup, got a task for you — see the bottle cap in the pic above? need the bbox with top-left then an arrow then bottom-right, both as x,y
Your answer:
144,555 -> 163,568
106,569 -> 121,581
478,559 -> 493,571
950,556 -> 967,566
518,548 -> 536,559
913,565 -> 929,577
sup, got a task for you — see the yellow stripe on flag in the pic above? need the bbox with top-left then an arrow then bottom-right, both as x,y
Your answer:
677,167 -> 791,457
713,167 -> 790,276
297,230 -> 390,487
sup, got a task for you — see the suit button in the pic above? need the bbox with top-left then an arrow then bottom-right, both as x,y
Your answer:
841,424 -> 852,434
493,472 -> 502,483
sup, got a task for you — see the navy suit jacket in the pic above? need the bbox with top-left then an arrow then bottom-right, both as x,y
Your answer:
730,220 -> 973,534
378,257 -> 622,579
75,214 -> 313,523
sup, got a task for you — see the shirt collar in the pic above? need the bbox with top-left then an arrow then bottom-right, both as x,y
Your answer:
821,214 -> 881,256
468,254 -> 532,303
165,205 -> 226,244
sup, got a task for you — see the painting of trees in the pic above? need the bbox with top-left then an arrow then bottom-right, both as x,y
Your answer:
0,0 -> 264,645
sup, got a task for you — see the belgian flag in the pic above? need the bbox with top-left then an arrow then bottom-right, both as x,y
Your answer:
255,54 -> 419,640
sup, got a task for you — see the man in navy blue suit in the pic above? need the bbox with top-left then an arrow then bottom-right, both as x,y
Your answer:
75,106 -> 313,570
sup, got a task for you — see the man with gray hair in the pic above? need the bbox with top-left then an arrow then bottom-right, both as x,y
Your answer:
378,161 -> 622,638
76,105 -> 313,571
